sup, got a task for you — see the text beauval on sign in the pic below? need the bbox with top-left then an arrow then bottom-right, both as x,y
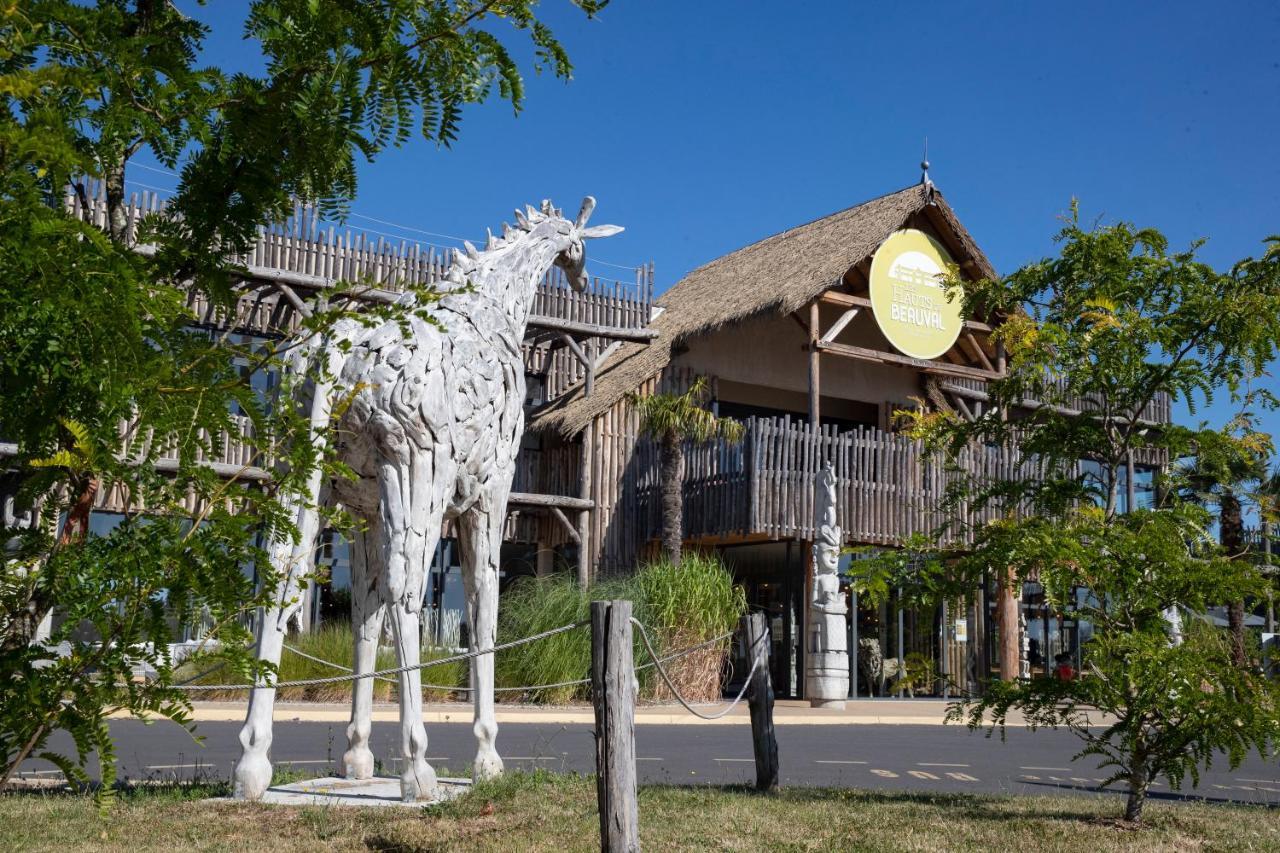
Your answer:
868,229 -> 964,360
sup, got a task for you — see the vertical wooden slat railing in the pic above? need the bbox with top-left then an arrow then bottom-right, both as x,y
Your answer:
68,182 -> 653,405
658,416 -> 1064,549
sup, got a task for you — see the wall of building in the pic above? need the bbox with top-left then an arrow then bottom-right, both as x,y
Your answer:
669,307 -> 925,429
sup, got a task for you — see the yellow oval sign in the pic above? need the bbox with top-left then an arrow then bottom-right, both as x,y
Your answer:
869,229 -> 963,360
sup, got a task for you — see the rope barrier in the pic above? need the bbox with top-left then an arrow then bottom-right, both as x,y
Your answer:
174,620 -> 587,692
175,620 -> 741,700
280,626 -> 739,696
281,642 -> 591,694
630,617 -> 761,720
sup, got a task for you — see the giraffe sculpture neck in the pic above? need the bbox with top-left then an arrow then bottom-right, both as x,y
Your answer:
444,218 -> 568,337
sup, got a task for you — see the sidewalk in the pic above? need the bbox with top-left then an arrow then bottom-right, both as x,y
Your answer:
135,698 -> 1028,727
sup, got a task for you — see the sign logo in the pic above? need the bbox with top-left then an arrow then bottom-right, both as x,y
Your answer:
868,229 -> 963,360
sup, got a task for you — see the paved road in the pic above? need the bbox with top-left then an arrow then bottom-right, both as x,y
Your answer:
18,720 -> 1280,807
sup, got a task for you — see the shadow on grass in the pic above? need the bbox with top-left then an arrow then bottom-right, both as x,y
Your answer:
1019,779 -> 1280,809
634,780 -> 1279,827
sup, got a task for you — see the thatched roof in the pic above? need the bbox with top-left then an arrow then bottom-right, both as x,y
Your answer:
532,183 -> 996,438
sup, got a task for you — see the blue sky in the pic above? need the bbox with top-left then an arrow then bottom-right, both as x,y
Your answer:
145,1 -> 1280,433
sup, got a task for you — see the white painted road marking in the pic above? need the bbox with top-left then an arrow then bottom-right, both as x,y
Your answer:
870,769 -> 899,778
946,772 -> 979,782
815,760 -> 868,765
908,770 -> 940,780
1238,778 -> 1280,784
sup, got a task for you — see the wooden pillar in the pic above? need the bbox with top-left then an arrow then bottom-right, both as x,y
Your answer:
808,300 -> 821,428
848,586 -> 859,698
744,611 -> 779,792
1125,449 -> 1137,513
992,339 -> 1019,681
578,428 -> 594,587
998,568 -> 1020,681
591,600 -> 639,852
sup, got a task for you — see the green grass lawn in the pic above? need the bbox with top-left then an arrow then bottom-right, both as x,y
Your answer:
2,772 -> 1276,852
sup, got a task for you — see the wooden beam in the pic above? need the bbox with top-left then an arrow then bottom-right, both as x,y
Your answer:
224,260 -> 658,343
562,334 -> 595,397
820,308 -> 860,344
818,291 -> 869,310
808,301 -> 820,427
962,331 -> 995,372
549,506 -> 581,543
0,442 -> 275,482
814,340 -> 1000,381
508,491 -> 594,511
526,315 -> 658,342
936,380 -> 1165,429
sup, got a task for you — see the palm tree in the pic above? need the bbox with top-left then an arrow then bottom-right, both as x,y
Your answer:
629,377 -> 743,564
1173,421 -> 1270,666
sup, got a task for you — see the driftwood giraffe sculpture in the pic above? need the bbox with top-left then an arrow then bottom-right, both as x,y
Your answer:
233,198 -> 622,802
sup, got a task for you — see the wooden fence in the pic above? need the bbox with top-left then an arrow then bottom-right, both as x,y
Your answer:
621,415 -> 1169,563
67,183 -> 655,404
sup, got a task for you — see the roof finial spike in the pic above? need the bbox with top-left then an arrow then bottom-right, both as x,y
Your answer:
920,137 -> 932,188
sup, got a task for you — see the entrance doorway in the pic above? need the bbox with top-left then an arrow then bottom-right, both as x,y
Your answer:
718,541 -> 805,699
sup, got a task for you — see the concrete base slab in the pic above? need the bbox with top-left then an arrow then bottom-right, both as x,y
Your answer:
225,775 -> 471,808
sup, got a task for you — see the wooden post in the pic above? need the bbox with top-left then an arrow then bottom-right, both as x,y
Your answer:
578,428 -> 594,587
808,301 -> 821,428
743,611 -> 779,792
848,586 -> 859,699
992,339 -> 1020,681
591,601 -> 639,853
998,568 -> 1020,681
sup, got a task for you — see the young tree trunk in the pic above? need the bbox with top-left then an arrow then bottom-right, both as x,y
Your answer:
1124,773 -> 1148,824
998,566 -> 1020,681
1124,751 -> 1150,825
659,432 -> 684,564
1220,491 -> 1247,667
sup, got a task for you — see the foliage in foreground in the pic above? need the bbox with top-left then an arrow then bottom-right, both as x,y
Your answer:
496,554 -> 746,703
0,0 -> 605,794
5,771 -> 1280,852
859,209 -> 1280,825
951,508 -> 1280,821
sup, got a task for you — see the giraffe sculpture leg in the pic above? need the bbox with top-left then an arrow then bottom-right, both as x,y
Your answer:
341,518 -> 385,780
376,442 -> 444,801
232,603 -> 287,800
459,501 -> 506,780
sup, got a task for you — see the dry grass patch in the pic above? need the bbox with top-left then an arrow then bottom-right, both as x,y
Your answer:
1,772 -> 1277,852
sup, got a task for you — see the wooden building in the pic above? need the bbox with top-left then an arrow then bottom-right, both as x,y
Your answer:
530,180 -> 1171,697
14,180 -> 1172,693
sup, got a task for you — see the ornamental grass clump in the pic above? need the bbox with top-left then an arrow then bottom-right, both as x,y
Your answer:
629,554 -> 746,703
174,623 -> 466,703
493,554 -> 746,704
493,575 -> 622,703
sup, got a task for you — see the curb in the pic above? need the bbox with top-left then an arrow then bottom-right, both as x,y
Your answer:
113,703 -> 969,727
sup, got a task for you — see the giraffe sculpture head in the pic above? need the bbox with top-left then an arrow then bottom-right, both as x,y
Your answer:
452,196 -> 623,293
548,196 -> 624,291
